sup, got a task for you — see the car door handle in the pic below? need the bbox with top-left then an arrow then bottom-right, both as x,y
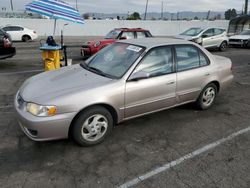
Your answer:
166,81 -> 175,85
204,73 -> 210,76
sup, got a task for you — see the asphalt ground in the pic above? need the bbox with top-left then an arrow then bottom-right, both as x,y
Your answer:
0,37 -> 249,188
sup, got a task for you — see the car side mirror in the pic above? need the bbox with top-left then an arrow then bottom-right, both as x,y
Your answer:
120,36 -> 127,40
128,71 -> 150,81
202,34 -> 208,38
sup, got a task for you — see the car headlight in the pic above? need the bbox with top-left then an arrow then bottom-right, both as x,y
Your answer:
26,103 -> 57,117
93,41 -> 101,47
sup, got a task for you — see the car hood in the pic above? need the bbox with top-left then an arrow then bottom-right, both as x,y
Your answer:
19,64 -> 113,103
86,38 -> 116,46
174,35 -> 197,40
229,35 -> 250,40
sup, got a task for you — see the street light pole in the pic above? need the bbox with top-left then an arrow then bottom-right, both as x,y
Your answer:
10,0 -> 14,11
144,0 -> 149,20
244,0 -> 248,14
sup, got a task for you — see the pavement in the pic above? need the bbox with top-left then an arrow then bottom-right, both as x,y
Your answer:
0,38 -> 249,188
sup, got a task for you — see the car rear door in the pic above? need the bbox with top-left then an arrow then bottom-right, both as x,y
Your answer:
124,46 -> 176,119
175,45 -> 211,103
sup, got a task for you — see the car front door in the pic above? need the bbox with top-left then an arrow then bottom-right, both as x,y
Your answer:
125,46 -> 176,119
175,45 -> 211,104
201,28 -> 215,48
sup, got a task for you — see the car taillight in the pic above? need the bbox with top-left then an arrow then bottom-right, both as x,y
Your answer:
3,37 -> 11,48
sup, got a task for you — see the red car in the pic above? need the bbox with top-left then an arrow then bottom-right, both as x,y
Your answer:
80,28 -> 153,58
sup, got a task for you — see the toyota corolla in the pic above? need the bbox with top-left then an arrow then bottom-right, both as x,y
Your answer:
14,38 -> 233,146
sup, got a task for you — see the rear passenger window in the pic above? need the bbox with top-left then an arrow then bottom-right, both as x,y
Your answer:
199,52 -> 209,66
214,28 -> 224,35
121,32 -> 134,39
176,46 -> 200,71
176,45 -> 209,71
136,32 -> 146,38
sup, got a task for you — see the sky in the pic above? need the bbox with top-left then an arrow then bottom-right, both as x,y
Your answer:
0,0 -> 247,14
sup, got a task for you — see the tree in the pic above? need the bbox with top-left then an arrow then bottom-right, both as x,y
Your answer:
224,9 -> 237,20
127,12 -> 141,20
194,16 -> 199,20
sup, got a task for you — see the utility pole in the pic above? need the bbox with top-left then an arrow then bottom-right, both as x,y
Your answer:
244,0 -> 248,14
10,0 -> 14,11
144,0 -> 149,20
161,1 -> 163,20
75,0 -> 78,11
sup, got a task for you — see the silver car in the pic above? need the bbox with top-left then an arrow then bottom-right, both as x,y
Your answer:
175,27 -> 229,51
228,29 -> 250,47
14,38 -> 233,146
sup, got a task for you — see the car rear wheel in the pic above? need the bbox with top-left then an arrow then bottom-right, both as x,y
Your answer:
219,41 -> 227,51
22,35 -> 31,42
72,106 -> 113,146
196,83 -> 217,110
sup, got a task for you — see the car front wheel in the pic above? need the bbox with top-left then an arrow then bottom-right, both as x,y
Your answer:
219,41 -> 227,51
196,83 -> 217,110
72,106 -> 113,146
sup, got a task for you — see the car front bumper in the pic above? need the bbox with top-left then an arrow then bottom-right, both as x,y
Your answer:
0,47 -> 16,60
229,39 -> 249,47
14,93 -> 77,141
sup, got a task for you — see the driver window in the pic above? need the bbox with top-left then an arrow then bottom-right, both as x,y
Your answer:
134,47 -> 173,77
203,29 -> 214,37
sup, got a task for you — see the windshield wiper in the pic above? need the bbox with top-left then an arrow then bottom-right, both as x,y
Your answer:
88,66 -> 116,79
80,61 -> 117,79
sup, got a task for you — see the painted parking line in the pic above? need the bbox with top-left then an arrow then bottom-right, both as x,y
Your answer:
0,105 -> 13,109
118,126 -> 250,188
0,69 -> 43,75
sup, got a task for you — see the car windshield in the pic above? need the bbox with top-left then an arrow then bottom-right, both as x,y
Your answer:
81,43 -> 145,78
180,28 -> 204,36
239,30 -> 250,35
0,29 -> 4,36
105,30 -> 120,39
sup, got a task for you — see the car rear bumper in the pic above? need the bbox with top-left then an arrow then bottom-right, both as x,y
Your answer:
14,93 -> 76,141
80,45 -> 92,58
0,47 -> 16,60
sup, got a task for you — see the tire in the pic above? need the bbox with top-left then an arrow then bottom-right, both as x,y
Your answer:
22,35 -> 31,42
219,41 -> 227,51
72,106 -> 113,146
196,83 -> 217,110
246,41 -> 250,48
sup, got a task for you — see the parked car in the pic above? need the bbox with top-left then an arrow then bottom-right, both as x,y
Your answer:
0,28 -> 16,60
175,27 -> 228,51
228,29 -> 250,47
15,38 -> 233,146
2,25 -> 38,42
80,28 -> 153,58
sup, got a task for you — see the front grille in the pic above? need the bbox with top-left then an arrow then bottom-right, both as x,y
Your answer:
229,39 -> 241,42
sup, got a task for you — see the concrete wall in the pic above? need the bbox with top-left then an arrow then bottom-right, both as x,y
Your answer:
0,18 -> 229,37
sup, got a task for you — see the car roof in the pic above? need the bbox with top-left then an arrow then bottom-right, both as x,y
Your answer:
119,37 -> 194,48
114,28 -> 149,32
